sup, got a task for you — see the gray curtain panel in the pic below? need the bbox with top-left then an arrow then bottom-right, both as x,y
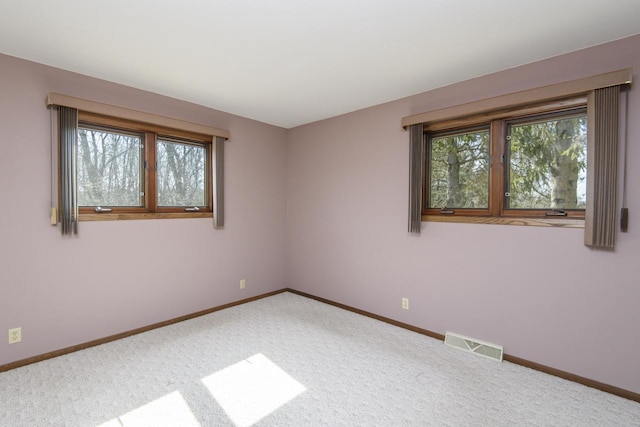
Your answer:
58,106 -> 78,235
585,85 -> 620,248
408,124 -> 424,234
214,136 -> 225,229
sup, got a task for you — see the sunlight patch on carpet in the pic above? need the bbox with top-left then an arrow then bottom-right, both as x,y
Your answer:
96,391 -> 201,427
202,353 -> 306,427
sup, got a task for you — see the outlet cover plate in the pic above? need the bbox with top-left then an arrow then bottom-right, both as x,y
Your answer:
9,327 -> 21,344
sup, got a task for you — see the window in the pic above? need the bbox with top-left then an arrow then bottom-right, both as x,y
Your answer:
156,138 -> 207,208
427,127 -> 490,212
504,109 -> 587,213
423,101 -> 587,222
77,126 -> 144,208
49,93 -> 228,233
404,69 -> 630,246
76,112 -> 212,218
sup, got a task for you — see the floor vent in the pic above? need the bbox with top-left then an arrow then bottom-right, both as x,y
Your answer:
444,331 -> 503,362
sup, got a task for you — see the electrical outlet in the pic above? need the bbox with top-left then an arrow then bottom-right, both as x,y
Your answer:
9,327 -> 21,344
240,279 -> 246,289
402,298 -> 409,310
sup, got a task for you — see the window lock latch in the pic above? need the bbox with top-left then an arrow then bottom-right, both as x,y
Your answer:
185,207 -> 200,212
94,207 -> 112,213
440,208 -> 455,215
545,209 -> 567,216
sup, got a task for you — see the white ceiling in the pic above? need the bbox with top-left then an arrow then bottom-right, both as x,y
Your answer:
1,1 -> 639,129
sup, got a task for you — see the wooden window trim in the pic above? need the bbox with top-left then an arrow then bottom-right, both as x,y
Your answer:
154,135 -> 212,214
422,97 -> 586,133
424,124 -> 492,217
402,68 -> 631,129
79,112 -> 212,142
80,212 -> 212,221
422,214 -> 584,228
500,107 -> 587,220
77,112 -> 213,221
48,93 -> 229,140
76,123 -> 148,216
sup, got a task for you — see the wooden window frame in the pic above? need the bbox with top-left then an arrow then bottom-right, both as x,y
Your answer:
501,107 -> 587,219
422,97 -> 588,228
77,112 -> 213,221
424,125 -> 492,217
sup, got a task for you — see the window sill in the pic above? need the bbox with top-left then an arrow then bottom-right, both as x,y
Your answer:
422,215 -> 584,228
80,212 -> 213,221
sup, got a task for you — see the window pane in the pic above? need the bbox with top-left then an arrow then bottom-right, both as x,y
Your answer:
428,128 -> 490,209
157,139 -> 206,207
77,127 -> 143,207
507,112 -> 587,209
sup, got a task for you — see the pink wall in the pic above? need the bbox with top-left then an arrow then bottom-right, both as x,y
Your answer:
286,35 -> 640,393
2,34 -> 640,395
0,54 -> 287,365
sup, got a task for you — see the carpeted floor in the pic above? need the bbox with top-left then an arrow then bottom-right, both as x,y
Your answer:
1,292 -> 639,426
